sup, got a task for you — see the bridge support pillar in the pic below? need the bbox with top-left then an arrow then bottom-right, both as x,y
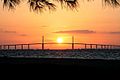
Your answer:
107,45 -> 110,49
21,45 -> 23,49
15,45 -> 16,50
72,36 -> 74,50
104,45 -> 106,49
28,44 -> 30,49
110,45 -> 112,49
3,45 -> 6,50
90,44 -> 92,49
101,45 -> 103,49
8,45 -> 10,50
42,36 -> 44,50
85,44 -> 87,49
72,43 -> 74,50
96,45 -> 98,49
0,45 -> 1,50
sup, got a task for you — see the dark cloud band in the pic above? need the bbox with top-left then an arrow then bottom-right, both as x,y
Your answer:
53,29 -> 120,35
54,30 -> 96,34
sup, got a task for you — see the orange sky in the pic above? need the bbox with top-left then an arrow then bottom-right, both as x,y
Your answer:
0,0 -> 120,49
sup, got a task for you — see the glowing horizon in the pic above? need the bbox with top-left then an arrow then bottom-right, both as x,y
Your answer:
0,0 -> 120,49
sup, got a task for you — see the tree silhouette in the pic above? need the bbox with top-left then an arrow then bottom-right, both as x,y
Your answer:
1,0 -> 120,12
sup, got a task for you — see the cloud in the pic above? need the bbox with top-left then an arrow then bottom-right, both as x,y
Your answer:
40,26 -> 48,27
54,30 -> 96,34
106,31 -> 120,34
54,29 -> 120,35
0,28 -> 28,36
3,31 -> 17,33
0,28 -> 17,34
19,34 -> 28,36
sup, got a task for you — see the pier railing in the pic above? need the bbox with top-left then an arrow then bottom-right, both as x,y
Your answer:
0,36 -> 120,50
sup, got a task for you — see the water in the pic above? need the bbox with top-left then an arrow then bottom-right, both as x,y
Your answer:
0,49 -> 120,60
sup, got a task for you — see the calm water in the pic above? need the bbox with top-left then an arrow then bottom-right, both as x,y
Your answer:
0,49 -> 120,60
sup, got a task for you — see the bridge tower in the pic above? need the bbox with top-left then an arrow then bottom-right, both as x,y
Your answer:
72,36 -> 74,50
42,36 -> 44,50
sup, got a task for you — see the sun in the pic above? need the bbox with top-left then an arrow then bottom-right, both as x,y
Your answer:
57,37 -> 63,43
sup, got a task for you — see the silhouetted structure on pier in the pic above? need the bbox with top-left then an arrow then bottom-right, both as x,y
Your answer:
0,36 -> 120,50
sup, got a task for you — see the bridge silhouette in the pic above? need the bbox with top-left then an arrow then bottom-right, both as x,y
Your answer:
0,36 -> 120,50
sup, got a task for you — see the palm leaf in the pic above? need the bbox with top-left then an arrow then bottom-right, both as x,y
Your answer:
28,0 -> 56,13
3,0 -> 20,9
104,0 -> 120,7
1,0 -> 120,12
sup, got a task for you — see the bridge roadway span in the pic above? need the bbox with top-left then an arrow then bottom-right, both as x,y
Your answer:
0,42 -> 120,50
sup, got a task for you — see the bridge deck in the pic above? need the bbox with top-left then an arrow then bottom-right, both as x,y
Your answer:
0,42 -> 120,50
0,36 -> 120,50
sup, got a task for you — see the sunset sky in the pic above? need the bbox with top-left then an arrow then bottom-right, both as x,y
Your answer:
0,0 -> 120,49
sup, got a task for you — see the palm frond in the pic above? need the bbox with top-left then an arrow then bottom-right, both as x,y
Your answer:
1,0 -> 120,12
28,0 -> 45,12
3,0 -> 20,9
66,0 -> 78,10
55,0 -> 78,10
44,0 -> 56,10
104,0 -> 120,7
28,0 -> 56,13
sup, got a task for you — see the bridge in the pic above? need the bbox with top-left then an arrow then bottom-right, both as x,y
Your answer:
0,36 -> 120,50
